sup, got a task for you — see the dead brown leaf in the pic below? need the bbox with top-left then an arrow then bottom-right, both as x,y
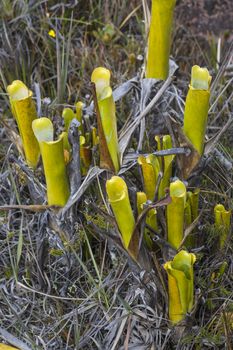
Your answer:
169,117 -> 201,179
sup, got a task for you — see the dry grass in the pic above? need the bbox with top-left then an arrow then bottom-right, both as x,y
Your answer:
0,1 -> 232,349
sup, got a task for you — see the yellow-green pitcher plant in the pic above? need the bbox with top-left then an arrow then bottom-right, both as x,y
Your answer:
62,104 -> 92,174
7,80 -> 40,168
62,103 -> 84,134
137,191 -> 158,249
62,102 -> 84,134
184,189 -> 200,226
76,101 -> 84,134
91,126 -> 99,146
0,344 -> 20,350
188,189 -> 200,222
80,135 -> 92,175
183,65 -> 212,155
146,0 -> 176,80
184,189 -> 200,247
214,204 -> 231,249
167,179 -> 186,249
138,154 -> 160,201
106,176 -> 135,252
59,131 -> 71,164
32,117 -> 70,207
155,135 -> 174,198
91,67 -> 120,173
164,250 -> 196,324
62,107 -> 76,133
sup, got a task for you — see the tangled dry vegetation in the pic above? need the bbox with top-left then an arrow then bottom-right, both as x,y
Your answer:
0,1 -> 232,349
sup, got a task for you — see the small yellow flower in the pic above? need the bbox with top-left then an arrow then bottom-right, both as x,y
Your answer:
48,29 -> 56,38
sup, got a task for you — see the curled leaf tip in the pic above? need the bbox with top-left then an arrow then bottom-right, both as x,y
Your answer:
62,107 -> 75,118
76,101 -> 84,122
91,67 -> 111,97
32,117 -> 53,142
106,176 -> 127,202
7,80 -> 32,100
172,249 -> 196,278
191,65 -> 211,90
76,101 -> 84,110
137,191 -> 147,213
163,261 -> 171,271
137,191 -> 147,203
214,203 -> 231,220
162,134 -> 172,148
62,108 -> 76,132
170,180 -> 186,198
137,155 -> 146,165
214,204 -> 226,213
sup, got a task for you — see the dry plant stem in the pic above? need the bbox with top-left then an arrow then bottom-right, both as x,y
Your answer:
146,0 -> 176,79
0,205 -> 56,212
7,80 -> 40,168
0,326 -> 31,350
119,76 -> 174,157
61,166 -> 105,215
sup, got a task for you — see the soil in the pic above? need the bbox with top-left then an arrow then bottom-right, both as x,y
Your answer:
176,0 -> 233,37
